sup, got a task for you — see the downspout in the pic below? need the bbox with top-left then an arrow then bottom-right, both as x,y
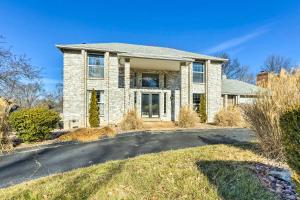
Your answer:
205,60 -> 209,119
82,50 -> 87,127
107,52 -> 110,125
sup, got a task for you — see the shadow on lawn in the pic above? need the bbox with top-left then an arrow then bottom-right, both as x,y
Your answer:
197,134 -> 263,158
196,160 -> 279,200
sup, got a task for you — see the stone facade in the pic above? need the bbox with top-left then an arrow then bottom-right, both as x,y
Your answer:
62,50 -> 223,128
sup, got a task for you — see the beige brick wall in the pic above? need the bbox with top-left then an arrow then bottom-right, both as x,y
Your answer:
207,61 -> 222,122
63,50 -> 85,129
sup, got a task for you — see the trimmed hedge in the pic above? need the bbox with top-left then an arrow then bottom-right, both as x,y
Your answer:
89,89 -> 100,127
279,108 -> 300,193
199,94 -> 207,123
9,107 -> 60,142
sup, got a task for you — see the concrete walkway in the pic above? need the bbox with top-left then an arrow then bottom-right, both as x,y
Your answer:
0,128 -> 254,188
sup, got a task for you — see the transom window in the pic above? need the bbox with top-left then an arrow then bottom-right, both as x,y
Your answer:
142,73 -> 159,88
88,54 -> 104,78
193,62 -> 205,83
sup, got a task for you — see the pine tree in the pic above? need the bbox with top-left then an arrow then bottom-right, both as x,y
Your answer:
199,94 -> 207,123
89,89 -> 100,127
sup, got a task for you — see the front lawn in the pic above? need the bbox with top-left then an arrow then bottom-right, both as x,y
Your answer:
0,144 -> 280,200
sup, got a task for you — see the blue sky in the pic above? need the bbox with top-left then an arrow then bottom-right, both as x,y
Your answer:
1,0 -> 300,91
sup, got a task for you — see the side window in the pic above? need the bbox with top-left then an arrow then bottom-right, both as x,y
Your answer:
193,62 -> 205,83
193,93 -> 201,112
88,54 -> 104,78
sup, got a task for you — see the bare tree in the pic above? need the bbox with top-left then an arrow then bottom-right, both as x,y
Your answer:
14,82 -> 44,108
0,36 -> 40,99
262,55 -> 292,73
37,83 -> 63,112
217,52 -> 255,84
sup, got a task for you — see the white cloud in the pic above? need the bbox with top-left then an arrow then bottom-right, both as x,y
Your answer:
206,27 -> 269,54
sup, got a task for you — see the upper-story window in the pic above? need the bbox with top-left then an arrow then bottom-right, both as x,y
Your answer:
142,73 -> 159,88
88,54 -> 104,78
193,62 -> 205,83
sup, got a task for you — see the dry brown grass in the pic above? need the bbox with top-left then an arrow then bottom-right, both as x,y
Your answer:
120,109 -> 143,131
0,98 -> 13,153
142,121 -> 176,130
58,126 -> 117,142
215,106 -> 245,127
243,69 -> 300,160
178,105 -> 198,128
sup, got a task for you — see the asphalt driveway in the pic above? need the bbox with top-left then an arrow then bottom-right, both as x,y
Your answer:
0,128 -> 255,188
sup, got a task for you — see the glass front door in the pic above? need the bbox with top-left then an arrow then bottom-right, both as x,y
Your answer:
141,93 -> 159,118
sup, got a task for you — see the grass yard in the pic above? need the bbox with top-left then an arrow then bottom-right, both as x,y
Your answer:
0,144 -> 280,200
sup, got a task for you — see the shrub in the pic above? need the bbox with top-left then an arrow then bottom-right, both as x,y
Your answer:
178,105 -> 198,128
215,106 -> 244,127
9,107 -> 60,142
243,69 -> 300,160
59,126 -> 117,142
199,94 -> 207,123
279,108 -> 300,193
89,89 -> 99,128
120,109 -> 143,131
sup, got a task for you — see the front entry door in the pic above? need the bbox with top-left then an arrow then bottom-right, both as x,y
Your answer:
141,93 -> 159,118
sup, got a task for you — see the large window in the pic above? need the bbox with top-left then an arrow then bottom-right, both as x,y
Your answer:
88,54 -> 104,78
142,73 -> 159,88
193,93 -> 203,112
89,90 -> 104,116
193,62 -> 204,83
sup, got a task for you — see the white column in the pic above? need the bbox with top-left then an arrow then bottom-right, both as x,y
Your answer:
124,58 -> 130,112
180,62 -> 189,106
224,94 -> 228,110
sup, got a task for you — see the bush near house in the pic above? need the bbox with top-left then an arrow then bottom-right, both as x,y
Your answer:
243,70 -> 300,160
8,107 -> 60,142
199,94 -> 207,123
120,109 -> 143,130
279,108 -> 300,193
89,89 -> 100,128
215,106 -> 244,127
178,105 -> 198,128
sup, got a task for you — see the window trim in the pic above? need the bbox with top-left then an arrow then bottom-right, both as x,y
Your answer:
193,62 -> 205,83
87,54 -> 105,79
141,73 -> 160,88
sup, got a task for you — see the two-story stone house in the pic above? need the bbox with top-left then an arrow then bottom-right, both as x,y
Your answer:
57,43 -> 228,129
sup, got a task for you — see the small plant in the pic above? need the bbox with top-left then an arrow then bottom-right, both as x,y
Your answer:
215,106 -> 244,127
89,89 -> 100,127
178,105 -> 198,128
199,94 -> 207,123
120,109 -> 143,130
279,108 -> 300,193
9,107 -> 60,142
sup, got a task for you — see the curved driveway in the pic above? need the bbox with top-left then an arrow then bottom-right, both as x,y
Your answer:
0,128 -> 254,188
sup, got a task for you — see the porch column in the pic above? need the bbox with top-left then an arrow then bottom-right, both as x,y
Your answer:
224,94 -> 228,110
124,58 -> 130,113
180,62 -> 189,106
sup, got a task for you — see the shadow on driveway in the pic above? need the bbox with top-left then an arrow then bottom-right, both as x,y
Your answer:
0,128 -> 255,188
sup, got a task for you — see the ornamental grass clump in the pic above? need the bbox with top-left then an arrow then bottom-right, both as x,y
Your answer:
215,106 -> 244,127
243,69 -> 300,160
178,105 -> 198,128
120,109 -> 143,131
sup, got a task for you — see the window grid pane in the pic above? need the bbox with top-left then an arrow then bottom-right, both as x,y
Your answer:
88,54 -> 104,78
193,93 -> 201,112
193,62 -> 205,83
